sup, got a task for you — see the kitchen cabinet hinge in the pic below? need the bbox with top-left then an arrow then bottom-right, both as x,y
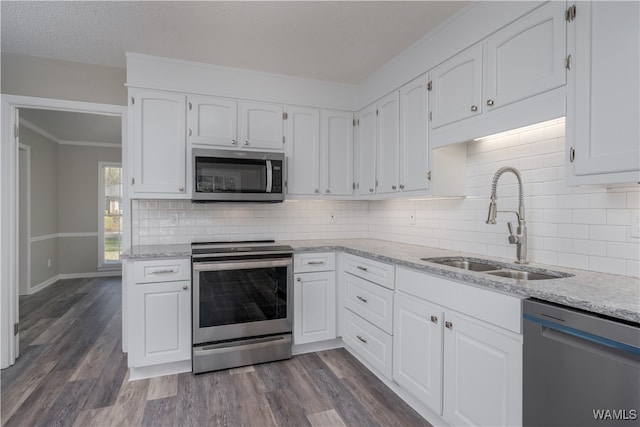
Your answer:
282,112 -> 288,120
352,182 -> 356,190
284,180 -> 288,188
14,322 -> 19,335
427,80 -> 432,91
565,55 -> 572,70
427,170 -> 432,181
14,124 -> 19,138
131,96 -> 135,105
376,109 -> 379,116
188,102 -> 192,111
282,136 -> 286,144
353,118 -> 357,127
565,4 -> 576,22
429,111 -> 433,122
131,177 -> 135,185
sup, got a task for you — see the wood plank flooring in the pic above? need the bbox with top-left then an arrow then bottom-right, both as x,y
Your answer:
1,277 -> 432,427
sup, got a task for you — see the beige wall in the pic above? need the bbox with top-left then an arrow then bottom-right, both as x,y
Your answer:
1,53 -> 127,106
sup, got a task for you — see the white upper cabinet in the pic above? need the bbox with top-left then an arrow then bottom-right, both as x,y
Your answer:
376,92 -> 401,195
322,110 -> 354,196
188,95 -> 238,148
286,106 -> 321,195
130,88 -> 187,198
429,43 -> 483,130
238,101 -> 284,151
357,103 -> 378,196
567,1 -> 640,185
485,1 -> 566,111
399,75 -> 430,194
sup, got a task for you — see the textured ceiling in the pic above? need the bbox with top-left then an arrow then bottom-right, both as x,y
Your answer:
20,109 -> 122,145
1,1 -> 469,84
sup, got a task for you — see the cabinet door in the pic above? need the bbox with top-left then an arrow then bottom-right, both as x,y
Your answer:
393,293 -> 443,414
376,92 -> 400,194
357,104 -> 377,196
443,311 -> 522,427
568,1 -> 640,184
132,281 -> 191,367
322,110 -> 354,196
293,271 -> 336,345
131,89 -> 187,197
430,44 -> 483,129
286,106 -> 321,195
400,75 -> 430,193
188,96 -> 238,148
485,1 -> 566,111
238,101 -> 284,151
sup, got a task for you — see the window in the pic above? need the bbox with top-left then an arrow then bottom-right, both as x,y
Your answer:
99,162 -> 122,268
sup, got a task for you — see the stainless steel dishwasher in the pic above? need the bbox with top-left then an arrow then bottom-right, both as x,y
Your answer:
523,299 -> 640,427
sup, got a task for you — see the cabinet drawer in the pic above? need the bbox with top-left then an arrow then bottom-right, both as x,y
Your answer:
343,310 -> 393,379
294,252 -> 335,273
133,258 -> 191,283
344,274 -> 394,334
344,254 -> 395,289
396,267 -> 522,334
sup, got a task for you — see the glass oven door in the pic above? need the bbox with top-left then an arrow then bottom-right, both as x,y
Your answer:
192,258 -> 292,344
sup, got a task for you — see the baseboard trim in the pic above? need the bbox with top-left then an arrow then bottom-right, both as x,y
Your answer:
292,338 -> 344,355
128,360 -> 192,381
28,271 -> 122,294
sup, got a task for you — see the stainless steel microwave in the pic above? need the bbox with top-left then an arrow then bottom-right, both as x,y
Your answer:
192,148 -> 284,202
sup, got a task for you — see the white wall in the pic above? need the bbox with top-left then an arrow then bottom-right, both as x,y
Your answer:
370,118 -> 640,277
132,119 -> 640,278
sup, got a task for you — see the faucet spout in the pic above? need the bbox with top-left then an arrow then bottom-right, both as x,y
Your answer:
486,166 -> 528,264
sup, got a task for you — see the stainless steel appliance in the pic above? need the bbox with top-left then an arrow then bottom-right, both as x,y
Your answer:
192,149 -> 284,202
523,299 -> 640,426
191,241 -> 293,373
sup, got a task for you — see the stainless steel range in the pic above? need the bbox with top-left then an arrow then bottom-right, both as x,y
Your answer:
191,240 -> 293,374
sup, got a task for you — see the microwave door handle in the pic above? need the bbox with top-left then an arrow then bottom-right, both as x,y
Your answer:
266,160 -> 273,193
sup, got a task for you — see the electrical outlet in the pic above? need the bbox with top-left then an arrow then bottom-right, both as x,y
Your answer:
169,213 -> 178,226
630,211 -> 640,238
329,213 -> 337,224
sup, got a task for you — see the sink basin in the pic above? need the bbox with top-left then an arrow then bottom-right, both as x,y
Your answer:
485,269 -> 563,280
422,258 -> 499,272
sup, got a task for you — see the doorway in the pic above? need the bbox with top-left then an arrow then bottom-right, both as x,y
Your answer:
1,95 -> 128,368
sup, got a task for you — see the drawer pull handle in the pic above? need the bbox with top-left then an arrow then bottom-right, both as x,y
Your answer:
149,269 -> 177,274
430,315 -> 438,324
357,295 -> 368,303
307,261 -> 325,265
356,266 -> 368,272
356,335 -> 368,344
445,321 -> 453,330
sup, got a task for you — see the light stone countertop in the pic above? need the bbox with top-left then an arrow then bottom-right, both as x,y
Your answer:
122,238 -> 640,323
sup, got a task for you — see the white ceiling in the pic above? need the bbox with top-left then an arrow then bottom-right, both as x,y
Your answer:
20,109 -> 122,145
1,1 -> 470,85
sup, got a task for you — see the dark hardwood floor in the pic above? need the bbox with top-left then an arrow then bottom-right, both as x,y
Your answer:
1,277 -> 431,427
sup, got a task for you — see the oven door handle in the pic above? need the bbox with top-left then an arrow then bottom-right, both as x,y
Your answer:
193,258 -> 292,271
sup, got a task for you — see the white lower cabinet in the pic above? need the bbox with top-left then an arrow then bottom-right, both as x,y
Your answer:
394,267 -> 523,427
343,309 -> 393,379
293,271 -> 336,345
132,280 -> 191,367
293,253 -> 337,345
128,258 -> 192,368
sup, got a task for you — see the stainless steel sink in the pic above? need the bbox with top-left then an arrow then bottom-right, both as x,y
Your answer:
423,257 -> 573,281
485,269 -> 563,281
422,258 -> 499,272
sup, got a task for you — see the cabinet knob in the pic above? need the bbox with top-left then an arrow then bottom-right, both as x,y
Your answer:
314,189 -> 319,193
427,171 -> 432,181
445,321 -> 453,329
182,285 -> 188,290
399,184 -> 405,190
369,188 -> 374,193
296,277 -> 301,282
430,315 -> 438,324
231,139 -> 237,145
487,99 -> 495,106
179,186 -> 185,192
392,185 -> 397,190
243,140 -> 249,146
470,105 -> 478,112
326,189 -> 331,194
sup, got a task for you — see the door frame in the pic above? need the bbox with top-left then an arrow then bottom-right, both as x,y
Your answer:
1,94 -> 127,368
18,144 -> 31,297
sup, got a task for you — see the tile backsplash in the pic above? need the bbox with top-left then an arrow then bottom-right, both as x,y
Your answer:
131,118 -> 640,277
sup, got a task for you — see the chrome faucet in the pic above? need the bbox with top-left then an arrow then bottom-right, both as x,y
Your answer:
486,166 -> 528,264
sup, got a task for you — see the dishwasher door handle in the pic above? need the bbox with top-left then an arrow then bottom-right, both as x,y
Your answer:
524,314 -> 640,356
